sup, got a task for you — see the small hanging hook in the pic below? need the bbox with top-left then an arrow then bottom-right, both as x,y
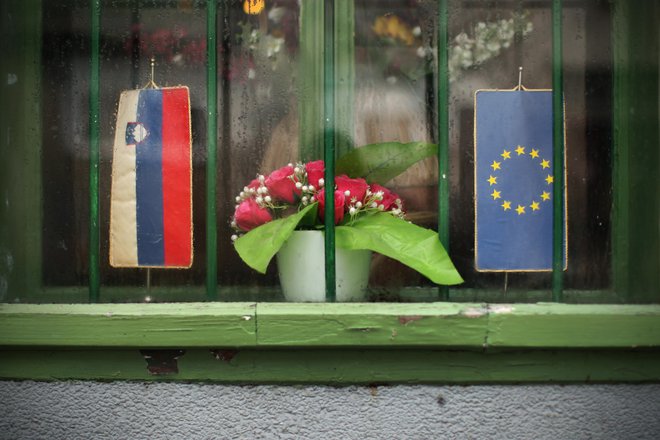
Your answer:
143,56 -> 159,89
516,66 -> 524,91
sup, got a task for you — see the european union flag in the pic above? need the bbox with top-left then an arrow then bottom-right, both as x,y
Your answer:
474,89 -> 566,271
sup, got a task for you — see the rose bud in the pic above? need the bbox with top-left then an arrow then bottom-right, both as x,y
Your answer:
335,175 -> 368,206
317,188 -> 345,225
305,160 -> 325,189
369,183 -> 402,211
265,165 -> 301,203
234,199 -> 273,232
247,178 -> 261,191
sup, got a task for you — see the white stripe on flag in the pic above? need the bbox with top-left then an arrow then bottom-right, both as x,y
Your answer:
109,90 -> 140,267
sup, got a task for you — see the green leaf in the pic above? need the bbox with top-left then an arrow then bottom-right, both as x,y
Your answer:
336,213 -> 463,285
335,141 -> 437,184
234,204 -> 317,274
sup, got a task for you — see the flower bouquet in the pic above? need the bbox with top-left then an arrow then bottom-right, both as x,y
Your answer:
230,142 -> 463,300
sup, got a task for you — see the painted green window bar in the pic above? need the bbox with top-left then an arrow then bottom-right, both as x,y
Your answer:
1,0 -> 658,304
86,0 -> 563,302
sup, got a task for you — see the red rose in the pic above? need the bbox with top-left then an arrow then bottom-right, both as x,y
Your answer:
305,160 -> 325,189
335,175 -> 368,206
370,183 -> 401,211
265,165 -> 300,203
316,189 -> 345,224
234,199 -> 273,231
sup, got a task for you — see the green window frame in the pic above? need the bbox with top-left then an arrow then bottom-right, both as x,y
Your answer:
1,0 -> 659,383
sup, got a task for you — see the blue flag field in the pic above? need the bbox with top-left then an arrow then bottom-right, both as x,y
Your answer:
474,89 -> 567,271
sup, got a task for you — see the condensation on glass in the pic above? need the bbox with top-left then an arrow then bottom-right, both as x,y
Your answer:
0,0 -> 648,304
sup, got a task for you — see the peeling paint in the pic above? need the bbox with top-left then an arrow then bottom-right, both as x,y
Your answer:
211,349 -> 238,362
348,327 -> 375,332
491,305 -> 515,314
140,349 -> 185,375
461,307 -> 487,318
398,315 -> 423,325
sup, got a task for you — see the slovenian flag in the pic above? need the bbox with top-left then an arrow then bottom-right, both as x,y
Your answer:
474,89 -> 567,271
109,87 -> 193,268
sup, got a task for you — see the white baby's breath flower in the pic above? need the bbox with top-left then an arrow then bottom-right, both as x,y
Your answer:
318,178 -> 324,187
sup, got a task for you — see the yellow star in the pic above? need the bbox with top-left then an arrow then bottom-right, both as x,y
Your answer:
541,191 -> 551,201
530,201 -> 540,211
491,160 -> 501,171
491,189 -> 501,200
545,175 -> 554,184
515,145 -> 526,155
530,149 -> 540,159
540,159 -> 551,169
487,175 -> 498,186
501,150 -> 511,160
516,205 -> 526,215
501,200 -> 511,211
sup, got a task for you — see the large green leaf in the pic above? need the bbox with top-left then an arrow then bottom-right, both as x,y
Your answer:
234,204 -> 317,274
335,141 -> 437,184
336,213 -> 463,285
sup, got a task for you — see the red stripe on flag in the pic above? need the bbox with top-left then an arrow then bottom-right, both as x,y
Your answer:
161,88 -> 192,267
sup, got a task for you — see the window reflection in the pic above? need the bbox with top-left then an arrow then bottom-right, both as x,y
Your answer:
35,0 -> 613,301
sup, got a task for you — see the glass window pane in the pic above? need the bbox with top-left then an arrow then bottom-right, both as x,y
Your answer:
1,0 -> 658,304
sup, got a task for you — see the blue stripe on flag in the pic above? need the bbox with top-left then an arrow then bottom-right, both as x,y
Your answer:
136,89 -> 165,266
475,90 -> 565,271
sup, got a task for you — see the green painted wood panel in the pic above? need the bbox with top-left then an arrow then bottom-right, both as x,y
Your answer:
3,303 -> 659,350
1,348 -> 659,384
0,303 -> 256,347
0,0 -> 42,298
612,0 -> 660,303
256,303 -> 489,348
488,303 -> 660,348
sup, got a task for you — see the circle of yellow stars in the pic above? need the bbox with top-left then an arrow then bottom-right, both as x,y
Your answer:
487,145 -> 553,215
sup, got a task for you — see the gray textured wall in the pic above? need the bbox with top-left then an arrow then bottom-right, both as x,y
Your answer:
1,381 -> 660,439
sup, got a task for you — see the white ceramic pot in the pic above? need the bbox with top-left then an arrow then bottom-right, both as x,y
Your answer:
276,230 -> 372,302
